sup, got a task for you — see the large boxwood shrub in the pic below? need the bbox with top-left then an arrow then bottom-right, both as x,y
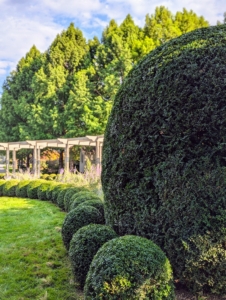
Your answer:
62,206 -> 104,250
56,186 -> 73,210
69,224 -> 117,288
46,182 -> 61,201
101,24 -> 226,294
84,235 -> 174,300
16,180 -> 30,198
2,180 -> 19,196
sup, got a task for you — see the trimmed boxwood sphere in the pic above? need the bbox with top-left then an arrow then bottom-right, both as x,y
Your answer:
64,187 -> 90,212
102,24 -> 226,294
37,182 -> 52,201
69,224 -> 117,288
84,235 -> 174,300
0,179 -> 6,196
61,205 -> 104,250
16,180 -> 30,198
27,180 -> 45,199
77,199 -> 105,222
56,187 -> 72,210
2,180 -> 19,196
46,182 -> 61,201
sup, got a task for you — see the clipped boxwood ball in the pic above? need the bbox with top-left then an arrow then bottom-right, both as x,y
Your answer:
77,199 -> 105,222
84,235 -> 174,300
16,180 -> 30,198
46,182 -> 61,201
69,224 -> 117,288
0,179 -> 6,196
102,24 -> 226,294
57,187 -> 71,210
37,182 -> 52,201
62,206 -> 104,250
2,180 -> 19,196
27,180 -> 45,199
64,187 -> 90,212
70,192 -> 101,211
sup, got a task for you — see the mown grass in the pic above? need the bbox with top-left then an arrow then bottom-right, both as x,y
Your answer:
0,197 -> 84,300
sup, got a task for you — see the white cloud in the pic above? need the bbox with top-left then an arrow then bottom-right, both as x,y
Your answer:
0,0 -> 225,90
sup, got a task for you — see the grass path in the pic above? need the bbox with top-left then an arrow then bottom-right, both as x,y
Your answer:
0,197 -> 83,300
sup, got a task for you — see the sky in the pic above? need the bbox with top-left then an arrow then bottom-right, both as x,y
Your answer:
0,0 -> 225,95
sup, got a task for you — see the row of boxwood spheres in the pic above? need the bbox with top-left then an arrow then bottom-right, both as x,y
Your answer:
102,24 -> 226,294
61,188 -> 175,298
0,178 -> 175,298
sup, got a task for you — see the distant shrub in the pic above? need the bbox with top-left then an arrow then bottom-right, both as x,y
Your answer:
77,199 -> 105,222
57,187 -> 72,210
0,173 -> 5,179
40,174 -> 49,180
62,205 -> 104,250
0,179 -> 6,196
37,182 -> 53,201
27,180 -> 45,199
64,187 -> 90,212
47,173 -> 57,180
3,180 -> 20,197
84,235 -> 175,300
46,182 -> 61,201
16,180 -> 30,198
69,224 -> 117,288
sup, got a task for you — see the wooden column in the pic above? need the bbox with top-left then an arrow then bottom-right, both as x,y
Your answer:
33,144 -> 37,176
6,147 -> 10,176
64,143 -> 69,172
95,140 -> 100,174
12,148 -> 17,174
37,147 -> 41,178
79,148 -> 85,173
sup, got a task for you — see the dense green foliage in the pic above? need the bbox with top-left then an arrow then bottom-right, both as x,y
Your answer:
70,192 -> 101,211
84,235 -> 174,299
62,206 -> 104,250
77,199 -> 105,221
51,184 -> 65,203
46,182 -> 61,201
64,186 -> 90,212
0,179 -> 6,196
57,187 -> 72,210
69,224 -> 117,288
27,180 -> 45,199
37,182 -> 53,200
15,180 -> 30,198
102,24 -> 226,294
2,180 -> 19,197
0,7 -> 208,142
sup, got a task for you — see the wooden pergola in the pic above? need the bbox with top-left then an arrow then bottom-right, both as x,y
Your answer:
0,135 -> 104,176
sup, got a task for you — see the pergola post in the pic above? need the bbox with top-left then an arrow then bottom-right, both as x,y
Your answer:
37,146 -> 41,178
6,147 -> 10,176
80,148 -> 85,173
12,148 -> 17,174
95,139 -> 100,174
33,143 -> 37,176
65,143 -> 70,172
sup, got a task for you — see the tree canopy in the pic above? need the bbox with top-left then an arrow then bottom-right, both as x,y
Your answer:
0,7 -> 209,142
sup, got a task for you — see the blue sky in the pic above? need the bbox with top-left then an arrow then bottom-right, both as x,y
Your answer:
0,0 -> 225,95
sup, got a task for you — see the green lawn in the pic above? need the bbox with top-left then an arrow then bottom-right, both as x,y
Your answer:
0,197 -> 83,300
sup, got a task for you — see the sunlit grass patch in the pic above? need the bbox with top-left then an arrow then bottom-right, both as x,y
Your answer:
0,197 -> 83,300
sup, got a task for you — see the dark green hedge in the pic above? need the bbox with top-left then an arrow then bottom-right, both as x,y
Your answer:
101,24 -> 226,294
57,187 -> 71,210
16,180 -> 30,198
69,224 -> 117,288
2,180 -> 19,196
84,235 -> 174,299
46,182 -> 61,201
62,205 -> 104,250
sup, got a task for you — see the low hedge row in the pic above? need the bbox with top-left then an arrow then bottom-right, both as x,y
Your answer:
0,178 -> 175,299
